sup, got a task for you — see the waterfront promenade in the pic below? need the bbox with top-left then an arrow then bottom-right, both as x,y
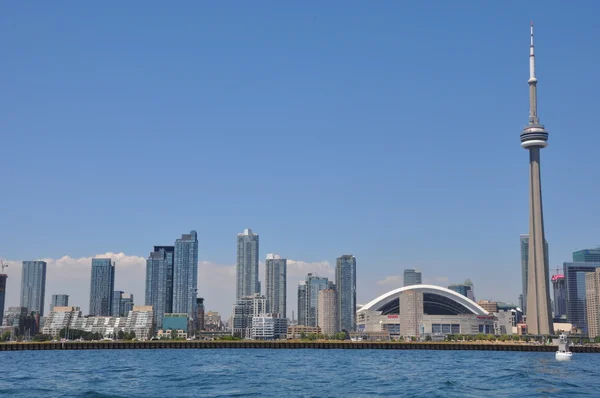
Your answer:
2,340 -> 600,352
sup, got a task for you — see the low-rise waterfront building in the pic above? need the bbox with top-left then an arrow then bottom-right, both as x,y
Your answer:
287,325 -> 321,339
232,294 -> 267,339
251,315 -> 287,340
205,311 -> 223,331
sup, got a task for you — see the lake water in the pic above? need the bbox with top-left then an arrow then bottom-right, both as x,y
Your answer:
1,349 -> 600,397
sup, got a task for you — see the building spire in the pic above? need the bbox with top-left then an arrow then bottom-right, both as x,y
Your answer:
528,21 -> 539,124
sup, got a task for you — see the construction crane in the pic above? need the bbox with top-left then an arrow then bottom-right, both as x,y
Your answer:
0,259 -> 7,274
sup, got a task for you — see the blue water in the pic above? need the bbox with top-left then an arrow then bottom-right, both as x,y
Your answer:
1,349 -> 600,397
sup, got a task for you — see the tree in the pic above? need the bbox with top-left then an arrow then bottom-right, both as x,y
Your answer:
425,335 -> 432,342
32,334 -> 53,342
1,330 -> 11,342
117,330 -> 125,340
594,336 -> 600,343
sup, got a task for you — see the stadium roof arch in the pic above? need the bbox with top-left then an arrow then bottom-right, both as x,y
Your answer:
358,284 -> 489,316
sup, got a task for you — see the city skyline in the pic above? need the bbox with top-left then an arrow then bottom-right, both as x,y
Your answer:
3,4 -> 600,320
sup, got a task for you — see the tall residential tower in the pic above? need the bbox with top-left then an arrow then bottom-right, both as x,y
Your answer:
173,231 -> 199,318
89,259 -> 115,316
265,253 -> 287,318
521,22 -> 552,335
236,229 -> 260,300
336,254 -> 356,332
20,261 -> 47,316
145,245 -> 175,326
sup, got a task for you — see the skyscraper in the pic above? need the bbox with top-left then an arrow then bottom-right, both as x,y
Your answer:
173,231 -> 199,317
563,261 -> 600,335
112,291 -> 134,317
336,254 -> 356,332
89,258 -> 115,316
236,229 -> 260,300
585,269 -> 600,339
50,294 -> 69,313
298,274 -> 330,327
521,23 -> 552,335
20,261 -> 47,316
403,269 -> 422,287
0,274 -> 7,322
552,274 -> 566,319
573,248 -> 600,263
196,297 -> 205,331
145,245 -> 175,326
318,289 -> 338,336
265,253 -> 287,318
448,282 -> 474,300
519,234 -> 549,315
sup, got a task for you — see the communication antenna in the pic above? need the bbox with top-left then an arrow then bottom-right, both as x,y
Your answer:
0,259 -> 7,273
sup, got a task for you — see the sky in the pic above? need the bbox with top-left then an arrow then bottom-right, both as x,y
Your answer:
2,1 -> 600,319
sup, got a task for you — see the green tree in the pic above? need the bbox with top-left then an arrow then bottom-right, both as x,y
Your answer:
117,330 -> 125,340
594,336 -> 600,343
425,335 -> 432,342
1,330 -> 11,342
32,334 -> 53,342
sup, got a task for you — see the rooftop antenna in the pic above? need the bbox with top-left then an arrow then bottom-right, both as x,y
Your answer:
0,260 -> 7,274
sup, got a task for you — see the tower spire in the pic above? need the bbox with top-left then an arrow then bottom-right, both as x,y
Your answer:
528,21 -> 539,125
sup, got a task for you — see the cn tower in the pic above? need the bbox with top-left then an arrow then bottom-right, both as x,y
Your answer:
521,22 -> 553,335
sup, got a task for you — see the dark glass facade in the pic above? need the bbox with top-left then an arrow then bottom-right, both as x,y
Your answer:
20,261 -> 47,316
336,255 -> 357,332
520,234 -> 549,315
146,246 -> 175,326
173,231 -> 199,317
403,269 -> 422,286
564,261 -> 600,335
573,249 -> 600,263
89,259 -> 115,316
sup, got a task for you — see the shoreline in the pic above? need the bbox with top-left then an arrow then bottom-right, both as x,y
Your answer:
1,341 -> 599,352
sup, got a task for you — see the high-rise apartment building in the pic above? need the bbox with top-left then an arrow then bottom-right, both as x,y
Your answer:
173,231 -> 199,317
196,297 -> 205,331
298,274 -> 330,327
573,248 -> 600,263
403,269 -> 422,287
318,289 -> 338,336
236,229 -> 260,300
265,253 -> 287,318
519,234 -> 549,315
0,274 -> 7,322
89,258 -> 115,316
20,261 -> 47,316
551,274 -> 567,319
112,291 -> 134,317
232,294 -> 267,339
336,254 -> 356,332
400,290 -> 423,337
145,245 -> 175,326
50,294 -> 69,313
585,269 -> 600,339
563,261 -> 600,335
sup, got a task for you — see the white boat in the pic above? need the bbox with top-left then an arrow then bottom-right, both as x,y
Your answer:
555,333 -> 572,360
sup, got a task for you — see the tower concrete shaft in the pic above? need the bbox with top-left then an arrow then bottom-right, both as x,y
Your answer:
522,22 -> 552,335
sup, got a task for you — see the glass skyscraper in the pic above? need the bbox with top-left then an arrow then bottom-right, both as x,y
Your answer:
403,269 -> 422,287
265,253 -> 287,318
336,254 -> 356,332
236,229 -> 260,300
89,258 -> 115,316
520,234 -> 549,315
173,231 -> 199,317
573,248 -> 600,263
146,245 -> 175,326
50,294 -> 69,312
563,261 -> 600,335
0,274 -> 7,322
112,291 -> 134,317
552,275 -> 566,319
298,274 -> 330,327
20,261 -> 47,316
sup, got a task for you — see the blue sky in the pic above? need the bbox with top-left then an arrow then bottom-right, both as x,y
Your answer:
2,1 -> 600,316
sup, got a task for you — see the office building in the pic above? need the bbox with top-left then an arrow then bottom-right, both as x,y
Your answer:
520,234 -> 549,315
551,274 -> 567,319
20,261 -> 47,316
298,274 -> 330,327
520,23 -> 553,335
196,297 -> 205,331
336,254 -> 356,332
0,274 -> 7,323
162,313 -> 189,333
205,311 -> 222,331
573,248 -> 600,263
585,269 -> 600,339
173,231 -> 199,317
236,229 -> 260,300
50,294 -> 69,313
112,292 -> 134,317
478,300 -> 499,313
563,262 -> 600,335
145,245 -> 175,326
252,315 -> 287,340
89,258 -> 115,316
287,325 -> 321,339
448,280 -> 475,301
403,269 -> 422,287
265,253 -> 287,318
318,289 -> 338,336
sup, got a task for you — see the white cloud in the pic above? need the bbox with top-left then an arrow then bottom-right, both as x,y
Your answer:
286,259 -> 333,277
376,275 -> 403,286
